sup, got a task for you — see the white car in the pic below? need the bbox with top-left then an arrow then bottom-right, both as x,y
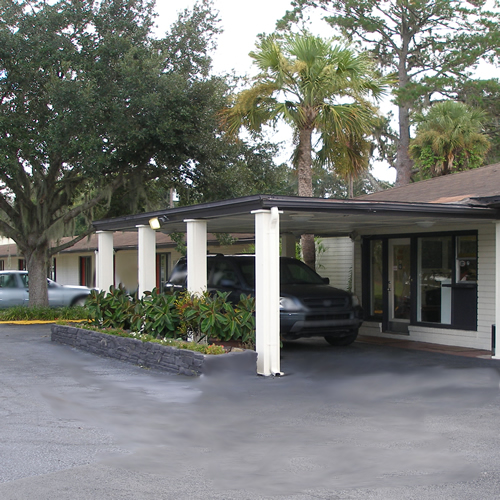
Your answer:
0,271 -> 91,308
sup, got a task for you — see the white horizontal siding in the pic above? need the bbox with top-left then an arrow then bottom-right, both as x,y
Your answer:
353,239 -> 362,297
407,325 -> 488,350
359,323 -> 490,350
476,224 -> 496,347
317,237 -> 354,290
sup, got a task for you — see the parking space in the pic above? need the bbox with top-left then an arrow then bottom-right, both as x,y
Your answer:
2,325 -> 500,499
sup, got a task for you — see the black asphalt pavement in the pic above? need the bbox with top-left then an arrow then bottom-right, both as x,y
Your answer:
2,325 -> 500,499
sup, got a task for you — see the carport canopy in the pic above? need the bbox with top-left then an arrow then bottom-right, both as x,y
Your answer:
93,194 -> 500,374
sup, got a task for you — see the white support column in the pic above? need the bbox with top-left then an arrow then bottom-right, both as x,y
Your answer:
96,231 -> 114,292
494,221 -> 500,359
281,232 -> 296,258
185,219 -> 207,295
253,207 -> 282,376
137,225 -> 157,297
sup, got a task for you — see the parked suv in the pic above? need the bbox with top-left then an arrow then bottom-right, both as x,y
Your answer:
166,255 -> 363,346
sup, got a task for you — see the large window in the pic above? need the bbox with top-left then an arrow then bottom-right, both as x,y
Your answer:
456,235 -> 477,282
156,253 -> 171,291
370,240 -> 383,318
417,236 -> 453,324
364,232 -> 478,331
79,256 -> 92,287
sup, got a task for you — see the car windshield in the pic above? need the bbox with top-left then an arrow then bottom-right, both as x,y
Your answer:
232,258 -> 325,287
280,259 -> 325,285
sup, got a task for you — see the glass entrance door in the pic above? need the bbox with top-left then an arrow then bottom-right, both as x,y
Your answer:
388,238 -> 411,333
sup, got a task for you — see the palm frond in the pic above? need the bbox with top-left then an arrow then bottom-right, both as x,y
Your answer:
221,32 -> 392,186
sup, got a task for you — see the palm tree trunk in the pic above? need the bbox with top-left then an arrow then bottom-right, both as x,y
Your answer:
297,127 -> 315,269
348,174 -> 354,198
297,128 -> 313,197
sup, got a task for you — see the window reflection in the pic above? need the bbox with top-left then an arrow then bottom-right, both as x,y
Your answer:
417,236 -> 452,324
370,240 -> 383,317
456,235 -> 477,282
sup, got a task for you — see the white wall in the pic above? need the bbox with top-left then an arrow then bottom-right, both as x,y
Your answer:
476,223 -> 496,348
2,256 -> 19,271
112,242 -> 254,294
114,250 -> 138,293
54,254 -> 81,285
317,237 -> 354,291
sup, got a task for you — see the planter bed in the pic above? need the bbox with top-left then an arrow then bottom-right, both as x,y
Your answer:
51,325 -> 257,377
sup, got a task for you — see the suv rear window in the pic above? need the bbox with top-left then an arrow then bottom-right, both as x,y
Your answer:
208,260 -> 239,287
168,260 -> 187,285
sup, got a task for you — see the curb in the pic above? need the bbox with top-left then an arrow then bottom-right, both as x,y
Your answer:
51,324 -> 257,377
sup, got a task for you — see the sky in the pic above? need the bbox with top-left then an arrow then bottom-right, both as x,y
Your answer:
153,1 -> 397,183
153,0 -> 299,76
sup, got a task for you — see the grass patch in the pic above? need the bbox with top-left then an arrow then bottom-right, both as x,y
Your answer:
0,306 -> 88,322
58,322 -> 227,355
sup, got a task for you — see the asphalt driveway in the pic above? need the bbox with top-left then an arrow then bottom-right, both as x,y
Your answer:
2,325 -> 500,499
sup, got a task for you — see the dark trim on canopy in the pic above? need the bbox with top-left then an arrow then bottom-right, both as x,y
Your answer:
92,195 -> 500,233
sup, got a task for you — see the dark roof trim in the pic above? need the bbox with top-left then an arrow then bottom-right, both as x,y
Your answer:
93,195 -> 269,231
92,194 -> 500,232
470,195 -> 500,208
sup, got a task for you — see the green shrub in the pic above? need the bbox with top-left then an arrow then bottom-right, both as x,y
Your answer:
174,291 -> 255,346
85,286 -> 255,347
131,288 -> 180,338
225,294 -> 255,345
175,290 -> 230,342
86,285 -> 136,330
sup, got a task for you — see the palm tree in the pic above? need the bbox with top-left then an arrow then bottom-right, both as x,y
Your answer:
410,101 -> 491,178
221,33 -> 389,268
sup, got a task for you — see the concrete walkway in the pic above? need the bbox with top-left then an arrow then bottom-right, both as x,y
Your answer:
2,325 -> 500,499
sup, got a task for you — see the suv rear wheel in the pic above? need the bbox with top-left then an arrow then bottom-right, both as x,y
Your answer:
324,329 -> 358,346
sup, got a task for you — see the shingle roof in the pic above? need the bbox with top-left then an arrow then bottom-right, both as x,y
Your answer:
0,232 -> 255,258
357,163 -> 500,205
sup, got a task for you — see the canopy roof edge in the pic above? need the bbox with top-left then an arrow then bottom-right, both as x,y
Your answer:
92,195 -> 500,234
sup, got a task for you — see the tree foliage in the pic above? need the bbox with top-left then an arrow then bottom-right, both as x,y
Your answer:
0,0 -> 286,305
0,0 -> 162,305
221,32 -> 389,268
455,78 -> 500,165
280,0 -> 500,185
409,100 -> 490,178
313,167 -> 392,198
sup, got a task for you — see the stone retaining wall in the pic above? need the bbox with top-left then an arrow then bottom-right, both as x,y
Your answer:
51,325 -> 257,376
